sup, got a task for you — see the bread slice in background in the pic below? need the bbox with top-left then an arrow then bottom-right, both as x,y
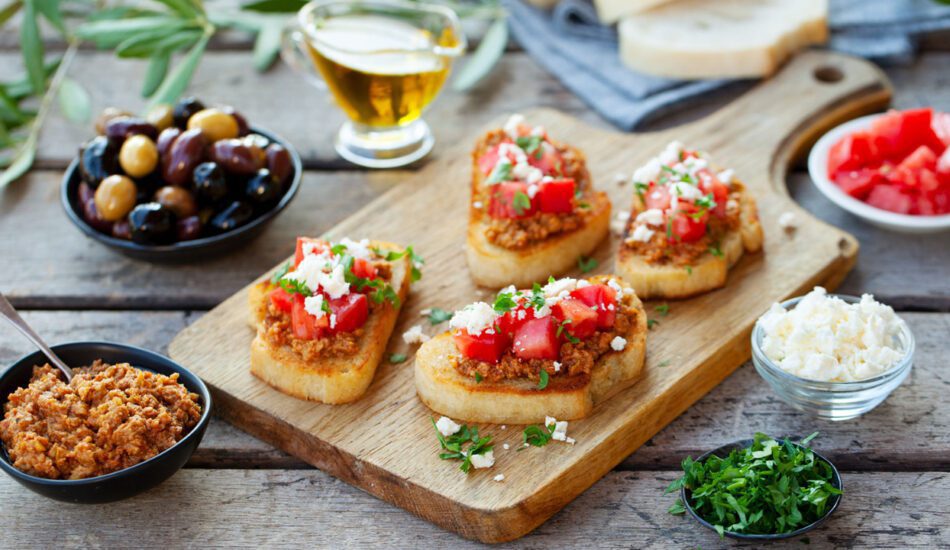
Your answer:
618,0 -> 828,79
593,0 -> 676,24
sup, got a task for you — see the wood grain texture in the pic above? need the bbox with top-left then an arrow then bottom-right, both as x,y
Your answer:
1,469 -> 947,548
167,53 -> 895,542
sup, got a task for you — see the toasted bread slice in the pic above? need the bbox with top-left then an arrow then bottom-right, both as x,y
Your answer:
466,191 -> 611,289
617,181 -> 763,299
466,130 -> 611,289
248,240 -> 411,404
414,276 -> 647,424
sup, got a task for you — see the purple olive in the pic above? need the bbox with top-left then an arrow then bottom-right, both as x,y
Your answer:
112,220 -> 132,240
245,169 -> 281,209
222,105 -> 249,136
162,129 -> 207,187
81,197 -> 113,233
77,182 -> 95,204
105,117 -> 158,143
173,97 -> 205,129
192,162 -> 229,205
128,202 -> 176,245
156,127 -> 182,159
210,139 -> 264,176
265,143 -> 292,185
176,215 -> 202,241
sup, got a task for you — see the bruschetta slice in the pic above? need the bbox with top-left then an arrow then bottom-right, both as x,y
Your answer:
248,237 -> 416,404
466,114 -> 611,288
415,275 -> 646,424
616,141 -> 763,299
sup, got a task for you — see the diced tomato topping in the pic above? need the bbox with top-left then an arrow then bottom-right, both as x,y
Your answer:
828,131 -> 878,175
496,307 -> 535,337
865,184 -> 914,214
478,145 -> 502,176
528,145 -> 563,176
488,181 -> 536,219
453,329 -> 509,364
328,293 -> 368,333
512,316 -> 560,360
835,168 -> 883,199
551,298 -> 598,340
269,287 -> 293,313
644,184 -> 671,210
291,294 -> 328,340
294,237 -> 325,267
699,171 -> 730,218
536,179 -> 575,214
570,283 -> 618,329
890,145 -> 939,190
933,112 -> 950,148
351,257 -> 377,280
938,148 -> 950,175
669,204 -> 708,243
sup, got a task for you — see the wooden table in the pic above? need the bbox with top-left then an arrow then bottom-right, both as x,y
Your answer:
1,38 -> 948,548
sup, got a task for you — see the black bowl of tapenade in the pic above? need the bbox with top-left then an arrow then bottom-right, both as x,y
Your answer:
0,341 -> 212,503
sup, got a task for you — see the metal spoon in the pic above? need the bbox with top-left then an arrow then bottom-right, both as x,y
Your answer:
0,292 -> 74,382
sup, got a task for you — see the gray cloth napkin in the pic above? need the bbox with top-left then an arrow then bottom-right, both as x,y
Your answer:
505,0 -> 950,130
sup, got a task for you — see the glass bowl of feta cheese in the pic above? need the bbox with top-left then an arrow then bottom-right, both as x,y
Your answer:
751,288 -> 914,421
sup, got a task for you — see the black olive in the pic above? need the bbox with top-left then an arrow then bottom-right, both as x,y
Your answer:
112,220 -> 132,240
173,97 -> 205,129
128,202 -> 176,245
81,197 -> 114,233
245,169 -> 281,209
78,136 -> 119,188
77,182 -> 95,204
176,215 -> 202,241
192,162 -> 229,205
209,200 -> 253,233
136,172 -> 164,204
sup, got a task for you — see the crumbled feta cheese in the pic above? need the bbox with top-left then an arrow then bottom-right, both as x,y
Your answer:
635,208 -> 664,226
614,172 -> 628,185
501,425 -> 507,430
527,183 -> 539,198
449,302 -> 498,335
512,161 -> 543,184
303,295 -> 327,318
545,416 -> 575,445
470,450 -> 495,469
472,201 -> 483,209
289,255 -> 351,300
607,278 -> 623,294
718,169 -> 735,184
778,211 -> 798,231
633,158 -> 662,184
611,211 -> 631,236
553,361 -> 561,373
402,324 -> 430,345
669,182 -> 704,200
530,125 -> 545,137
759,287 -> 905,382
726,199 -> 739,215
503,114 -> 525,139
420,308 -> 432,316
493,474 -> 505,482
610,336 -> 627,351
329,314 -> 337,329
629,224 -> 655,243
338,237 -> 373,260
435,416 -> 461,437
503,443 -> 510,450
542,277 -> 578,298
658,140 -> 684,165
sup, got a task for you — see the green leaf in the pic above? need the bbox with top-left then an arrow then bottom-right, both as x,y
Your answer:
0,0 -> 22,26
152,0 -> 200,18
242,0 -> 307,13
427,308 -> 452,325
20,0 -> 45,95
57,78 -> 91,123
76,16 -> 185,49
148,32 -> 210,106
141,51 -> 171,98
2,58 -> 59,100
537,369 -> 549,390
34,0 -> 65,35
389,353 -> 407,364
452,17 -> 508,91
114,25 -> 198,58
253,18 -> 284,71
0,131 -> 37,188
577,255 -> 597,273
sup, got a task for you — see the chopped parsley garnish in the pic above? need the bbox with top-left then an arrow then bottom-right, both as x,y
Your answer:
657,359 -> 671,368
556,319 -> 580,344
695,193 -> 717,211
474,372 -> 483,383
529,283 -> 546,310
493,291 -> 518,313
320,298 -> 331,314
486,159 -> 512,184
709,245 -> 724,258
665,433 -> 841,538
577,255 -> 598,273
521,420 -> 557,448
577,201 -> 591,210
655,304 -> 670,317
342,255 -> 400,307
685,266 -> 693,276
278,277 -> 311,297
431,418 -> 494,473
427,307 -> 453,325
270,261 -> 291,284
537,369 -> 549,390
515,135 -> 543,157
374,245 -> 424,282
634,181 -> 648,203
389,353 -> 407,364
512,191 -> 532,216
647,319 -> 660,329
330,243 -> 348,256
666,216 -> 674,240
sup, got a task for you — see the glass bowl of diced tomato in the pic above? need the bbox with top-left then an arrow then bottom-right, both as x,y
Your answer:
807,108 -> 950,233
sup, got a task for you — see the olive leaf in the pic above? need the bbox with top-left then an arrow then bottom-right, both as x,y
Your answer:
2,58 -> 59,100
0,131 -> 36,188
76,16 -> 186,48
0,0 -> 22,26
149,32 -> 210,107
34,0 -> 66,35
20,0 -> 45,95
242,0 -> 306,13
253,18 -> 285,71
452,16 -> 508,91
57,77 -> 91,123
142,51 -> 171,98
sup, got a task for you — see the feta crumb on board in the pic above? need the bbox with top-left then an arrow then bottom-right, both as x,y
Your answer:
493,474 -> 505,482
435,416 -> 461,437
759,287 -> 905,382
545,416 -> 576,445
610,336 -> 627,351
402,325 -> 430,345
470,450 -> 495,469
503,443 -> 510,450
778,211 -> 798,231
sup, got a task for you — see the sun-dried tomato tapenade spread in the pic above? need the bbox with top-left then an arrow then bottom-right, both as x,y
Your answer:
0,361 -> 201,480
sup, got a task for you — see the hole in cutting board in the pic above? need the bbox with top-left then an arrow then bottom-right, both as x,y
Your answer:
813,65 -> 844,83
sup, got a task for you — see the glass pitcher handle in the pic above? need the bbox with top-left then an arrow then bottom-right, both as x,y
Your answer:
280,26 -> 327,90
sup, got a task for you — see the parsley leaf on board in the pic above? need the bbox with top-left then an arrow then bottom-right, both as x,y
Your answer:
520,419 -> 557,449
665,433 -> 841,538
647,319 -> 660,329
427,307 -> 453,325
430,418 -> 494,473
655,304 -> 670,317
577,255 -> 598,273
389,353 -> 407,364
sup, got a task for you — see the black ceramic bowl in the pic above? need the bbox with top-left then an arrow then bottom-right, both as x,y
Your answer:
61,126 -> 302,262
681,438 -> 842,541
0,342 -> 212,503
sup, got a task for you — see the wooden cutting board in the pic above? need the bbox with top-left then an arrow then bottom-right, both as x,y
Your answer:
169,51 -> 890,543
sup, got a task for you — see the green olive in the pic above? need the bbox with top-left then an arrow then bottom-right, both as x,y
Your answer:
187,108 -> 239,143
145,103 -> 174,131
94,107 -> 133,135
154,185 -> 197,218
94,175 -> 138,221
119,134 -> 159,178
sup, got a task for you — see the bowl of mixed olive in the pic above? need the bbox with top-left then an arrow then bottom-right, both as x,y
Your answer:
61,97 -> 301,261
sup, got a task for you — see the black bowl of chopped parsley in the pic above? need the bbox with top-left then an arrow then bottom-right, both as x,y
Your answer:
666,433 -> 842,540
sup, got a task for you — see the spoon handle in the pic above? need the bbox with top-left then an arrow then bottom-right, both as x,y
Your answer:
0,292 -> 74,382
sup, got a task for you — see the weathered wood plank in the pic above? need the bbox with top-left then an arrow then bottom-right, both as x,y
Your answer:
1,469 -> 947,547
4,168 -> 947,310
